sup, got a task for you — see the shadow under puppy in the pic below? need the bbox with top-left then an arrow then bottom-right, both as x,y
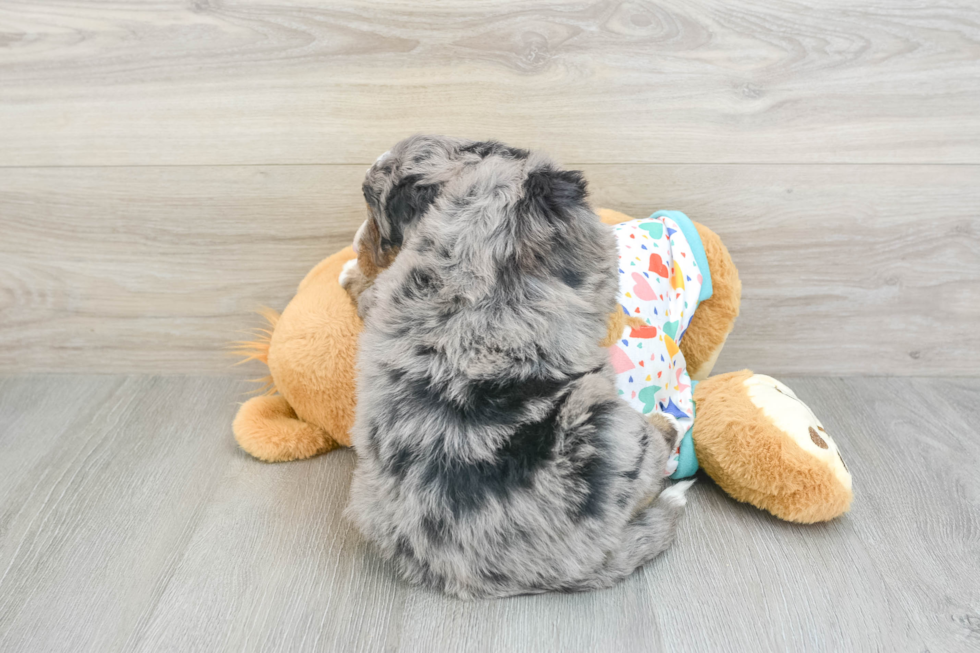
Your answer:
342,135 -> 692,599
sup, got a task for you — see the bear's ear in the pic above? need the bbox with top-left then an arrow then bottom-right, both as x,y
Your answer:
382,174 -> 441,249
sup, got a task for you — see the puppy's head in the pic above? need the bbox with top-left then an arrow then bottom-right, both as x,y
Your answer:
355,135 -> 464,277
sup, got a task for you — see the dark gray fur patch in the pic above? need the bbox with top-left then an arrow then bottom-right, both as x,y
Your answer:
383,174 -> 441,248
460,140 -> 529,160
422,389 -> 571,517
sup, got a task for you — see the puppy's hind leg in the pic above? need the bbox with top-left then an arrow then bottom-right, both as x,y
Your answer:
590,479 -> 695,590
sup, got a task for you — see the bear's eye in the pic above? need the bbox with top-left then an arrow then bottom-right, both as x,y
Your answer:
808,426 -> 829,449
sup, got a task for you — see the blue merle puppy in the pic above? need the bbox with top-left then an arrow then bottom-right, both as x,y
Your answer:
342,135 -> 692,599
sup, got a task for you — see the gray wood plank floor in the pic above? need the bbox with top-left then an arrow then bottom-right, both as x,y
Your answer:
1,375 -> 977,652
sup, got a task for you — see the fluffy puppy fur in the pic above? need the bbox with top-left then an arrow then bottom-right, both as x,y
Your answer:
344,135 -> 689,599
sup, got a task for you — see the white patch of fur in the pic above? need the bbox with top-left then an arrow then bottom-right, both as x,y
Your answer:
339,258 -> 358,288
659,479 -> 696,508
352,220 -> 368,254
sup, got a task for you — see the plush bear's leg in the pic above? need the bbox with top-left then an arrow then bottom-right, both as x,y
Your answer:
233,395 -> 341,462
681,224 -> 741,380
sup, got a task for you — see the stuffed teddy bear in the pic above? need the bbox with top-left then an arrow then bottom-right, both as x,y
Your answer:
233,209 -> 852,523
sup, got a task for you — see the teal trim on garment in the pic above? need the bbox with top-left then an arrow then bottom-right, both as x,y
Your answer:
649,210 -> 713,310
670,379 -> 700,479
670,430 -> 698,479
646,210 -> 706,478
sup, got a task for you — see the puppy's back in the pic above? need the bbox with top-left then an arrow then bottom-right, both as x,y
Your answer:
348,137 -> 682,598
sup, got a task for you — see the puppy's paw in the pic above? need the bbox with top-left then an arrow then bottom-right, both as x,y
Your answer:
647,412 -> 682,451
660,413 -> 684,450
659,479 -> 696,508
339,258 -> 359,289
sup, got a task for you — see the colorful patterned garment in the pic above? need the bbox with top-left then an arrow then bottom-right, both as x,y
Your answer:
608,211 -> 713,478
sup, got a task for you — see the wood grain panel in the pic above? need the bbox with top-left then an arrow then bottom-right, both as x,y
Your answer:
1,375 -> 977,651
1,164 -> 977,375
0,165 -> 367,374
1,0 -> 978,165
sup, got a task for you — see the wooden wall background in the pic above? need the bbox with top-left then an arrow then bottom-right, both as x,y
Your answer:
1,0 -> 978,375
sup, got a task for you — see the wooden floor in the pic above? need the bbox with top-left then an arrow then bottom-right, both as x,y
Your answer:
0,375 -> 977,652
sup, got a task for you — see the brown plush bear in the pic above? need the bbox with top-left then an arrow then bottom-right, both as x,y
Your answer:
233,209 -> 852,523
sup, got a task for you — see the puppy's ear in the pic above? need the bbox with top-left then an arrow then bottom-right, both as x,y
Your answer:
357,214 -> 397,276
512,166 -> 591,270
383,174 -> 441,249
519,167 -> 589,225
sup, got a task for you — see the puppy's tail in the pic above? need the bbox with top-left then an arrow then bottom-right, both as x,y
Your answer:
227,307 -> 280,395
